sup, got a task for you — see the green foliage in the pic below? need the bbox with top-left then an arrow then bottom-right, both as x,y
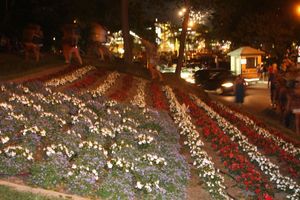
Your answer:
0,185 -> 64,200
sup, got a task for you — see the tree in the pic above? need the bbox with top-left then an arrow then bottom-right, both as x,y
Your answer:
121,0 -> 133,63
175,0 -> 190,77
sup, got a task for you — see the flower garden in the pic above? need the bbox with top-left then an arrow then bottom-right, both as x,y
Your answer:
0,65 -> 299,200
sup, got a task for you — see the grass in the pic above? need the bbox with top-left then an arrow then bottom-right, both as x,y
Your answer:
0,185 -> 65,200
0,53 -> 64,81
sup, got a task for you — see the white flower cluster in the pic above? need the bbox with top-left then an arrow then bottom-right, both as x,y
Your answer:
135,134 -> 154,146
106,157 -> 135,172
110,141 -> 133,154
100,127 -> 116,138
45,65 -> 96,87
67,164 -> 99,181
2,145 -> 33,161
135,180 -> 160,192
191,94 -> 300,199
89,71 -> 120,97
21,125 -> 46,137
215,102 -> 300,159
1,135 -> 10,144
44,144 -> 75,158
79,141 -> 108,157
0,85 -> 6,92
131,78 -> 147,108
139,154 -> 167,166
163,86 -> 229,200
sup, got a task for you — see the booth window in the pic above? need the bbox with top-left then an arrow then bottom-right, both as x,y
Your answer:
246,57 -> 256,68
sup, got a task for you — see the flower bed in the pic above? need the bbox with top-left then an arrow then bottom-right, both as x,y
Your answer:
163,86 -> 229,199
130,78 -> 147,108
89,71 -> 120,97
0,82 -> 190,199
188,93 -> 300,200
208,101 -> 300,179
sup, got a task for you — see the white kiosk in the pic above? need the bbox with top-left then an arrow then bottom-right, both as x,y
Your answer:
228,46 -> 265,83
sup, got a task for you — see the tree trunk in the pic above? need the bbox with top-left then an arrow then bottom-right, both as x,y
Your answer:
175,0 -> 190,77
121,0 -> 133,63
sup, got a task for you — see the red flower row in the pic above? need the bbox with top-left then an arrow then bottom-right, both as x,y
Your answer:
109,74 -> 134,102
149,82 -> 169,110
175,90 -> 273,199
208,101 -> 300,179
67,69 -> 107,90
25,64 -> 79,83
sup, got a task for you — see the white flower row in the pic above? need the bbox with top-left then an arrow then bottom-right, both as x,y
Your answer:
1,145 -> 34,161
215,101 -> 300,159
44,144 -> 75,158
163,86 -> 229,200
0,102 -> 28,122
45,65 -> 96,87
191,94 -> 300,199
89,71 -> 120,97
130,78 -> 147,108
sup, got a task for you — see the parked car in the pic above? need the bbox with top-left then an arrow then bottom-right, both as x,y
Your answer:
194,68 -> 237,94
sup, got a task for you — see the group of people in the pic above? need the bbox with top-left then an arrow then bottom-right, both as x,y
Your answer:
21,23 -> 113,65
21,23 -> 163,81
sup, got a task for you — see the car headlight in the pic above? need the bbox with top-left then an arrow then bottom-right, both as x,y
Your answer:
221,82 -> 234,88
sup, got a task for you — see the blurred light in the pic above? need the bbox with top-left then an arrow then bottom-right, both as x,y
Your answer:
188,21 -> 194,27
52,37 -> 56,41
118,48 -> 124,54
221,82 -> 234,88
178,11 -> 183,16
73,19 -> 77,24
107,31 -> 110,34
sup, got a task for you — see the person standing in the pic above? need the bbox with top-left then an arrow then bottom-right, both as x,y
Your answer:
140,38 -> 163,81
234,75 -> 246,107
23,24 -> 43,62
268,63 -> 278,108
61,23 -> 83,65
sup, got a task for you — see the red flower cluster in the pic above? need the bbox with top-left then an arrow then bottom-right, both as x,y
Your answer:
209,102 -> 300,179
150,82 -> 169,110
67,69 -> 106,90
109,74 -> 133,102
175,90 -> 273,198
25,65 -> 79,83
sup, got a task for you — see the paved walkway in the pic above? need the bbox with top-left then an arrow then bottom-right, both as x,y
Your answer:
209,81 -> 300,143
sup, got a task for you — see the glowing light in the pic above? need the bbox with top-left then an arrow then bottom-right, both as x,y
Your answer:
221,82 -> 234,88
118,48 -> 124,54
296,5 -> 300,16
73,19 -> 77,24
52,37 -> 56,41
